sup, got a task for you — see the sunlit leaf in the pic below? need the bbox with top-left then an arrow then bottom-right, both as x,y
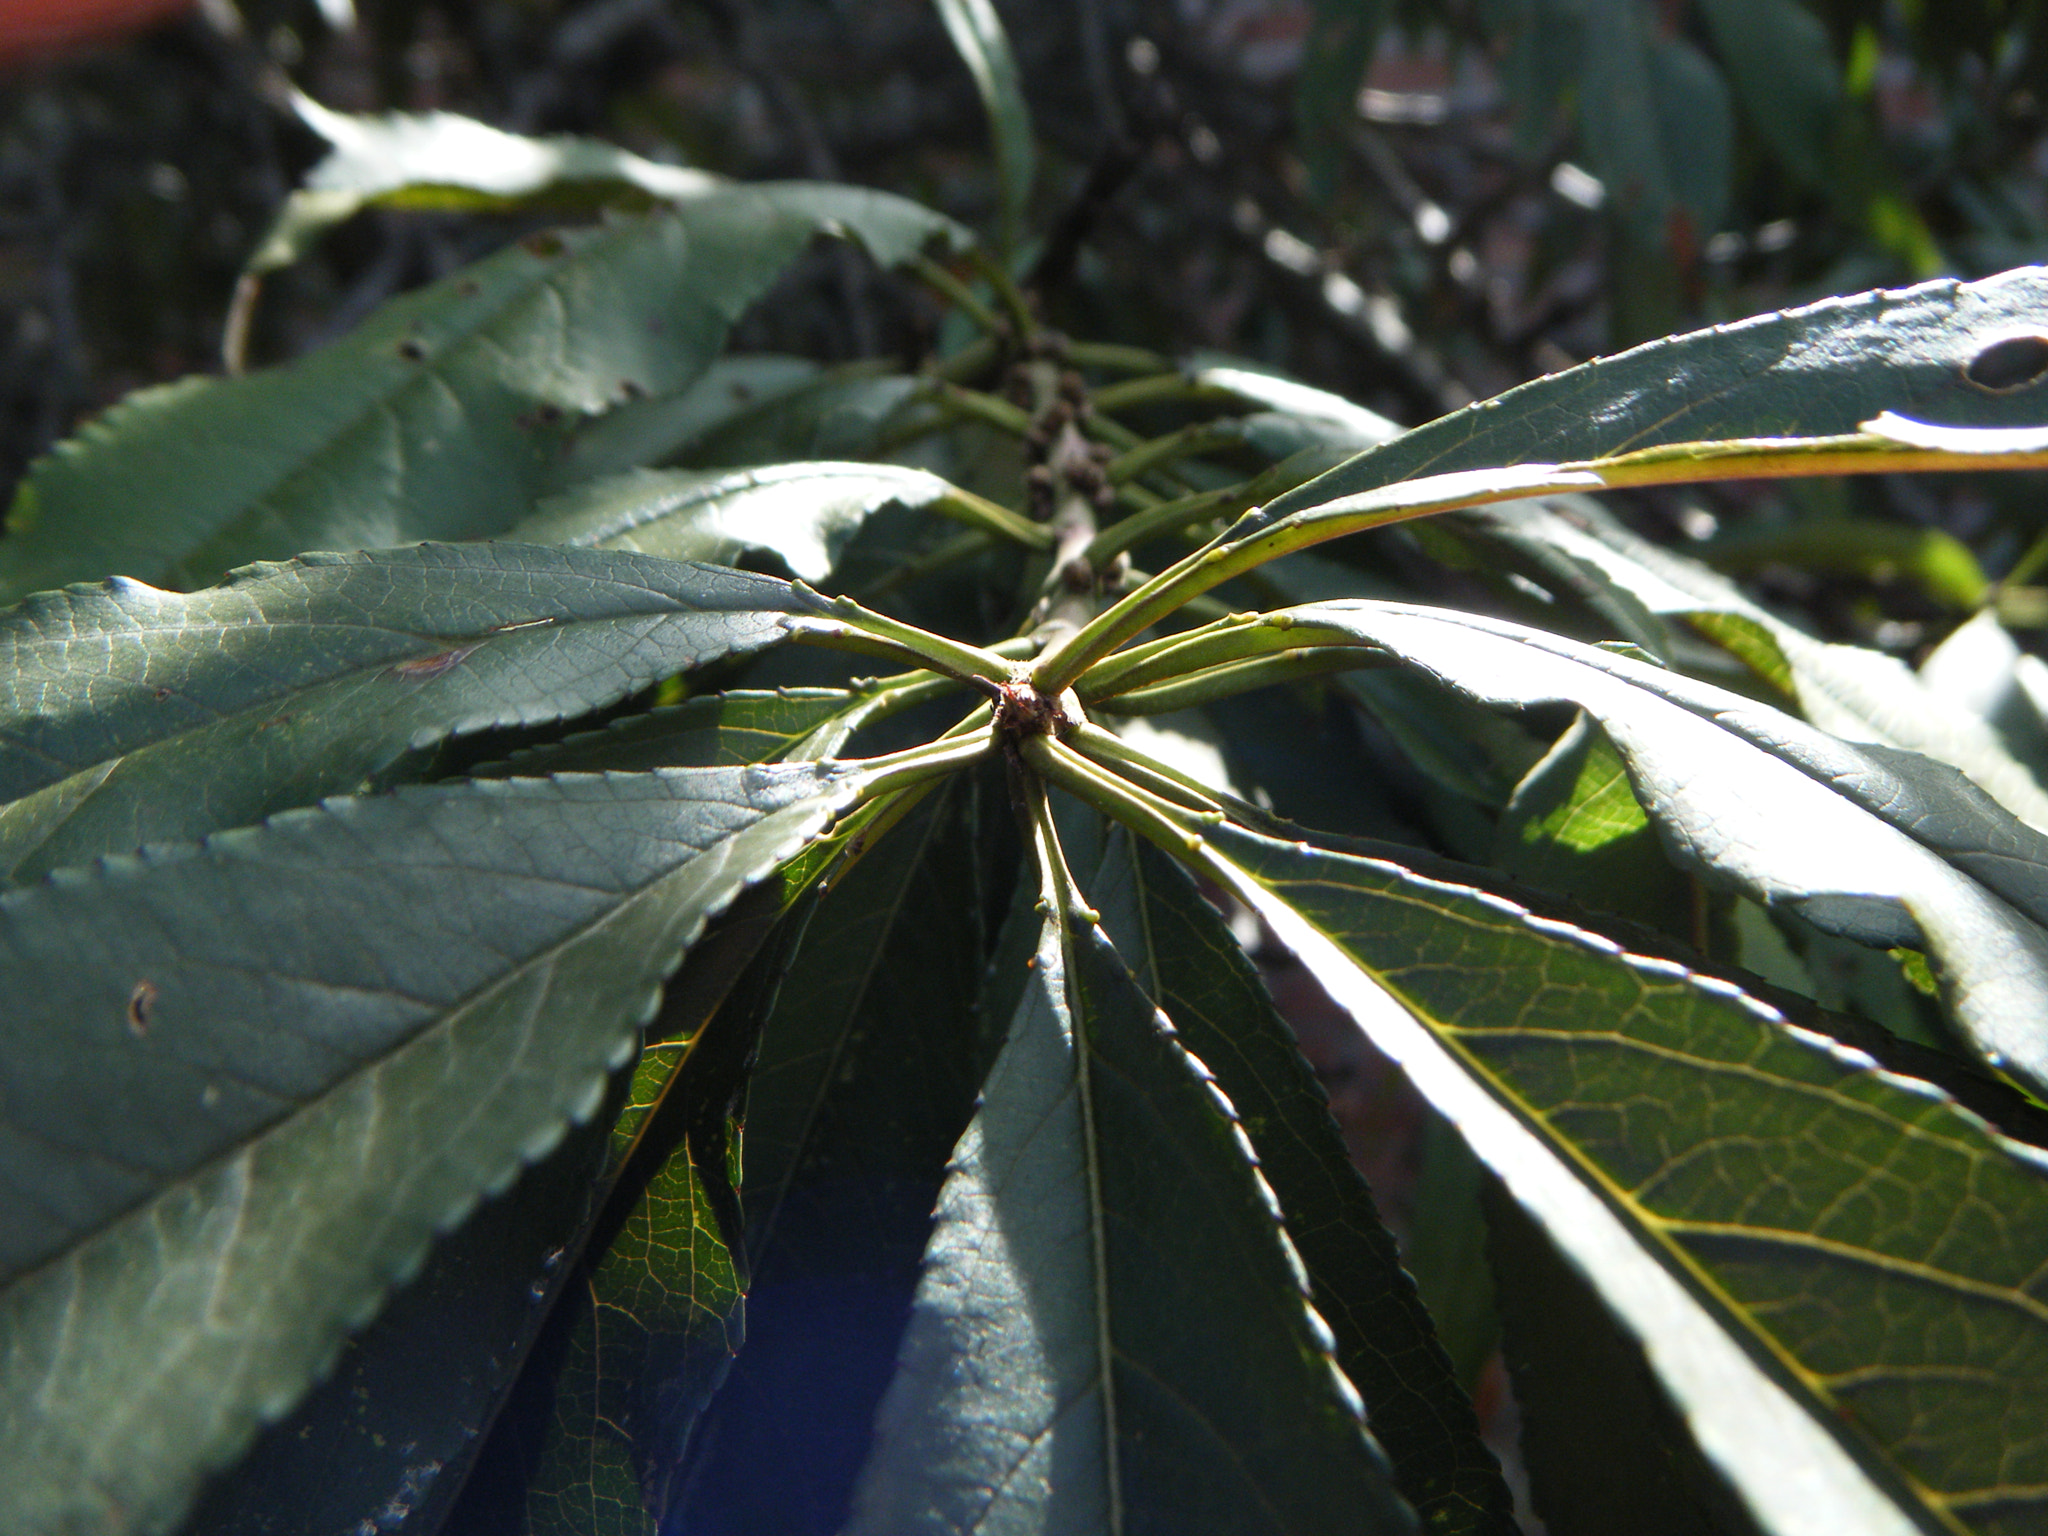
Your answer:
0,545 -> 816,877
511,461 -> 1044,580
1259,268 -> 2048,523
1255,599 -> 2048,1090
1453,497 -> 2048,827
0,184 -> 966,599
0,762 -> 864,1536
1193,818 -> 2048,1536
249,92 -> 723,276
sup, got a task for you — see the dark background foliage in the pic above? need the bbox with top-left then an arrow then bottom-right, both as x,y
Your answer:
12,0 -> 2048,564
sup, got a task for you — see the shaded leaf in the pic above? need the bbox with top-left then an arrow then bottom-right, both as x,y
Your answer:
249,93 -> 723,276
931,0 -> 1035,255
672,782 -> 1005,1535
1196,817 -> 2048,1536
179,1092 -> 618,1536
0,545 -> 816,878
677,368 -> 923,469
1293,0 -> 1389,195
1697,0 -> 1843,188
1702,515 -> 1988,609
1484,1180 -> 1761,1536
1068,812 -> 1518,1535
483,690 -> 859,779
0,760 -> 864,1536
842,825 -> 1415,1535
546,355 -> 821,489
1581,0 -> 1732,244
0,184 -> 966,599
1257,268 -> 2048,523
515,891 -> 792,1536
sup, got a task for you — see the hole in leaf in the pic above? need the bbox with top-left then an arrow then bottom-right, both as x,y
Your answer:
1965,334 -> 2048,391
127,980 -> 157,1036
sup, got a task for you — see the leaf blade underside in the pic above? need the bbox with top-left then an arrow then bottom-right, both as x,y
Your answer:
1198,819 -> 2048,1536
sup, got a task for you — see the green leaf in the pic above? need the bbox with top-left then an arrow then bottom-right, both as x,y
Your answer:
511,461 -> 1044,580
546,355 -> 822,488
1483,1181 -> 1763,1536
1920,610 -> 2048,779
1193,361 -> 1405,453
1494,708 -> 1696,935
1069,813 -> 1518,1534
481,690 -> 860,778
1696,0 -> 1844,188
1581,1 -> 1733,244
0,760 -> 864,1536
1257,268 -> 2048,523
672,781 -> 1006,1533
1703,515 -> 1988,610
1258,600 -> 2048,1091
1453,497 -> 2048,827
1195,819 -> 2048,1536
178,1096 -> 619,1536
0,183 -> 967,600
675,367 -> 922,469
931,0 -> 1036,256
517,893 -> 790,1536
1293,0 -> 1388,196
0,545 -> 817,878
248,92 -> 723,276
841,814 -> 1416,1535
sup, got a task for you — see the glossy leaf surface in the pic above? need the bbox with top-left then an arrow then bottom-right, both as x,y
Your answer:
0,545 -> 815,876
1258,268 -> 2048,522
1456,496 -> 2048,827
0,762 -> 862,1536
249,93 -> 722,275
512,461 -> 1038,582
1261,600 -> 2048,1091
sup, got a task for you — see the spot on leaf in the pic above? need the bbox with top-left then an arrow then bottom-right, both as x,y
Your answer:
386,645 -> 477,682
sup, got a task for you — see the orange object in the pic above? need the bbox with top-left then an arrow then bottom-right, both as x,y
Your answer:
0,0 -> 197,66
